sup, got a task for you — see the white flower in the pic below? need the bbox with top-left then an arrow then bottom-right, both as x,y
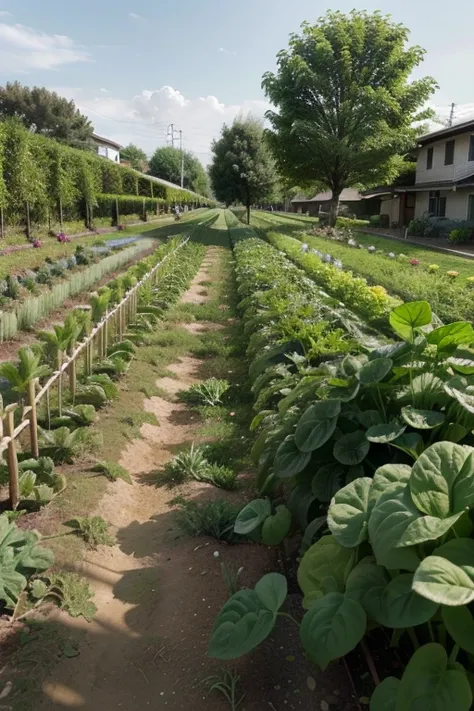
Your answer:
388,252 -> 396,258
348,238 -> 357,247
213,551 -> 220,558
334,259 -> 343,269
368,246 -> 376,253
301,243 -> 309,252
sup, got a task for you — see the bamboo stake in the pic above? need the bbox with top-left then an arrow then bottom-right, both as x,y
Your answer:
27,378 -> 39,458
69,359 -> 77,403
5,408 -> 19,509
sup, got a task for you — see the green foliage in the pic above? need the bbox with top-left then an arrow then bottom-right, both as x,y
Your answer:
0,347 -> 49,394
0,81 -> 94,148
38,426 -> 101,463
209,116 -> 276,220
205,669 -> 245,711
120,143 -> 148,171
17,456 -> 65,508
93,460 -> 132,484
162,444 -> 237,489
0,512 -> 54,610
38,571 -> 97,621
66,516 -> 114,547
149,146 -> 211,197
262,10 -> 437,223
449,227 -> 472,244
172,496 -> 242,542
181,378 -> 230,406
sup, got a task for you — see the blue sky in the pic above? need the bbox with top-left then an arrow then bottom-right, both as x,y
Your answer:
0,0 -> 473,162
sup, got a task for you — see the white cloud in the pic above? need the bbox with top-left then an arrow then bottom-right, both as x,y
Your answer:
100,87 -> 109,93
55,85 -> 271,164
128,12 -> 144,19
0,22 -> 90,70
219,47 -> 236,56
0,11 -> 12,16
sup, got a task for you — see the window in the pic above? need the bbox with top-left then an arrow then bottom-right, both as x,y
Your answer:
445,139 -> 455,166
427,146 -> 433,170
428,190 -> 447,217
468,195 -> 474,220
469,136 -> 474,162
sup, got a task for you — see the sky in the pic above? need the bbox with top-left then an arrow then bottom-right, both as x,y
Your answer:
0,0 -> 474,164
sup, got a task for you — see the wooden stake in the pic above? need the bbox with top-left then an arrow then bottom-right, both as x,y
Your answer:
5,408 -> 19,509
69,359 -> 77,403
27,379 -> 39,458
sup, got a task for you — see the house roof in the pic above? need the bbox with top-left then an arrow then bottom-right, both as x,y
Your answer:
92,133 -> 123,150
292,188 -> 363,203
418,118 -> 474,146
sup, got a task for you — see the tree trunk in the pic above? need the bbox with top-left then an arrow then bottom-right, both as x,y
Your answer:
329,191 -> 341,227
246,185 -> 251,225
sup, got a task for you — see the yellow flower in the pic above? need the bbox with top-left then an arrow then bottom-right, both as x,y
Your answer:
446,271 -> 459,278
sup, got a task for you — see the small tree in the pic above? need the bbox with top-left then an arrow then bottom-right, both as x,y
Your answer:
149,146 -> 210,196
120,143 -> 148,171
209,116 -> 276,223
262,11 -> 437,225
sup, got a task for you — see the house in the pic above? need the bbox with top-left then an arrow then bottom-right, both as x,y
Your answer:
92,133 -> 122,163
379,119 -> 474,226
291,188 -> 381,217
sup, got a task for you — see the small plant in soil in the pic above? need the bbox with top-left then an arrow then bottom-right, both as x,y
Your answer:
92,461 -> 132,484
171,496 -> 242,542
29,572 -> 97,621
221,562 -> 244,595
204,669 -> 245,711
162,444 -> 209,486
65,516 -> 114,547
203,463 -> 237,490
180,378 -> 230,406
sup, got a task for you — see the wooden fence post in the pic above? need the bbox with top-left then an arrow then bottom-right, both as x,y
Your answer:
27,378 -> 39,458
5,407 -> 19,509
69,359 -> 77,403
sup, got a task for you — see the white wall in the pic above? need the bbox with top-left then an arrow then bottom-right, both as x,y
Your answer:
96,144 -> 120,163
414,189 -> 473,220
416,132 -> 473,184
379,197 -> 399,223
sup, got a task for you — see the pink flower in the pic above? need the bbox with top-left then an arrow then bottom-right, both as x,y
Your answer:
410,258 -> 420,266
32,239 -> 42,248
229,412 -> 236,417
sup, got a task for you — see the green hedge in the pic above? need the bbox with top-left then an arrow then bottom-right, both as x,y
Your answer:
0,118 -> 212,237
95,194 -> 169,223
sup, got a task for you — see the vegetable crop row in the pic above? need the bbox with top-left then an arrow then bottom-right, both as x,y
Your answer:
211,212 -> 474,710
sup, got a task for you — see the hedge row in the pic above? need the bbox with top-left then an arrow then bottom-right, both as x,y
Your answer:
0,118 -> 212,236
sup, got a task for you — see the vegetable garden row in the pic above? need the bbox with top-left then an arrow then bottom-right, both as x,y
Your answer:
207,210 -> 474,710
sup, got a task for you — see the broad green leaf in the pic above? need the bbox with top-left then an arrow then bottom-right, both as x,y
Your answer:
274,435 -> 311,478
300,593 -> 366,670
294,400 -> 341,453
452,451 -> 474,513
328,477 -> 372,547
19,470 -> 37,498
413,538 -> 474,606
234,499 -> 271,535
370,677 -> 400,711
346,558 -> 389,621
442,605 -> 474,654
333,430 -> 370,466
368,486 -> 421,572
250,410 -> 274,431
254,573 -> 287,613
427,322 -> 474,352
391,432 -> 424,460
261,505 -> 291,546
300,516 -> 326,555
341,354 -> 364,377
30,578 -> 48,600
410,442 -> 473,518
397,511 -> 464,547
311,464 -> 345,503
369,464 -> 411,508
396,643 -> 472,711
366,421 -> 406,443
329,378 -> 360,402
358,358 -> 393,385
401,406 -> 445,430
358,409 -> 383,429
208,589 -> 276,659
444,376 -> 474,415
390,301 -> 432,343
297,535 -> 355,608
287,483 -> 319,530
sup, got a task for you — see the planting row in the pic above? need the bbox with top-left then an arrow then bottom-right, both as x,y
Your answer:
265,212 -> 474,324
0,236 -> 207,617
211,213 -> 474,709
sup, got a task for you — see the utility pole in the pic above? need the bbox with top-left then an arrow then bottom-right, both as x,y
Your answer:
179,129 -> 184,188
448,103 -> 455,127
167,123 -> 175,148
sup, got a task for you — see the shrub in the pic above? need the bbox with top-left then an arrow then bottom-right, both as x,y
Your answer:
408,214 -> 436,237
204,463 -> 237,490
336,216 -> 370,229
368,214 -> 381,227
428,263 -> 439,273
171,496 -> 243,542
448,227 -> 472,244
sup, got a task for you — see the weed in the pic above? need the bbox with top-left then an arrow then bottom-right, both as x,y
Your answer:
172,497 -> 242,542
92,460 -> 133,484
66,516 -> 114,547
204,669 -> 245,711
221,562 -> 244,595
181,378 -> 230,406
161,444 -> 209,486
31,572 -> 97,621
204,463 -> 237,490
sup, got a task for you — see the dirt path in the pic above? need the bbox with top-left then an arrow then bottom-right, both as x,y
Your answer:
36,246 -> 355,711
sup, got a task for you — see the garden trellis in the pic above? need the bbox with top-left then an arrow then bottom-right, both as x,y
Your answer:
0,236 -> 189,509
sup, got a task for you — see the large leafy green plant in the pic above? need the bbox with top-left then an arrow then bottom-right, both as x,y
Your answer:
0,347 -> 49,395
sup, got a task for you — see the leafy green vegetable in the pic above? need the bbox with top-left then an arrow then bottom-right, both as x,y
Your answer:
234,499 -> 271,535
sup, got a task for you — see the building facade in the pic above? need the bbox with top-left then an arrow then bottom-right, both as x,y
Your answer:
92,133 -> 122,163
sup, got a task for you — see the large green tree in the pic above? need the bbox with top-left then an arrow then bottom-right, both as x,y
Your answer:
0,82 -> 94,150
148,146 -> 210,197
262,11 -> 437,224
120,143 -> 148,171
209,116 -> 276,223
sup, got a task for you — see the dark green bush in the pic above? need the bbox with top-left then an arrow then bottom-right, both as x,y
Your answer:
449,227 -> 473,244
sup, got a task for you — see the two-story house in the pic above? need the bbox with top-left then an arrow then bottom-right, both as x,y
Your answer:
91,133 -> 122,163
379,119 -> 474,227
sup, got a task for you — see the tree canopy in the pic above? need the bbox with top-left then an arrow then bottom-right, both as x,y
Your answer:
0,82 -> 94,150
148,146 -> 210,197
209,115 -> 276,222
120,143 -> 148,171
262,10 -> 437,223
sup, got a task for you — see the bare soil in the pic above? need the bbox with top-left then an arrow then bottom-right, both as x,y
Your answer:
24,247 -> 356,711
